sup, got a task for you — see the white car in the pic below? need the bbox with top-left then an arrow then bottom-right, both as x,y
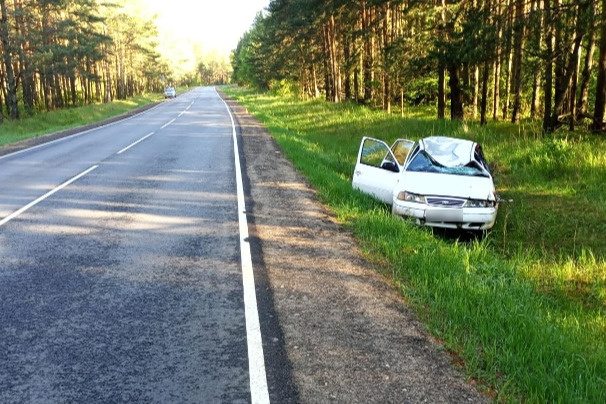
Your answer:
164,86 -> 176,98
352,136 -> 498,230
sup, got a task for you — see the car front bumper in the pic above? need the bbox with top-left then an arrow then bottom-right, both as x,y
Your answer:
392,201 -> 497,230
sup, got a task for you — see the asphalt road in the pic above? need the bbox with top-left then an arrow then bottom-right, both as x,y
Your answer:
0,88 -> 272,403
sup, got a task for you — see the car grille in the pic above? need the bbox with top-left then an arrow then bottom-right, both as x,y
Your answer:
426,197 -> 466,207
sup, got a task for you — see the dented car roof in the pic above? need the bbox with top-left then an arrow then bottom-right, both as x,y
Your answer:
418,136 -> 477,167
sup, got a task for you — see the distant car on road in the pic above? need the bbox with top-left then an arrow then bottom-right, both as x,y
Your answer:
164,86 -> 176,98
352,136 -> 498,231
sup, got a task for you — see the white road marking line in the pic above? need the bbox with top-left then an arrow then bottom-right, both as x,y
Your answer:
161,118 -> 176,129
0,103 -> 163,162
216,87 -> 270,404
186,101 -> 194,110
117,132 -> 155,155
0,165 -> 99,227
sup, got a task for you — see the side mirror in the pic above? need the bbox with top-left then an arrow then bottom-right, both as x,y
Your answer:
381,161 -> 399,173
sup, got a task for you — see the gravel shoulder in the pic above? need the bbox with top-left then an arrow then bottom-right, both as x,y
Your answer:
224,94 -> 489,403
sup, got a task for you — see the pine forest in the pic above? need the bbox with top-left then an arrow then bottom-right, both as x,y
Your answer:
0,0 -> 230,124
231,0 -> 606,133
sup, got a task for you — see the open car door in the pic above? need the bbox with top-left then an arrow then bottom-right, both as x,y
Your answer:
390,139 -> 415,166
352,137 -> 403,204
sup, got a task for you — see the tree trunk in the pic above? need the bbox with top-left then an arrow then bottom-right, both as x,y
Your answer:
501,0 -> 514,120
449,64 -> 464,120
13,0 -> 35,114
322,24 -> 332,101
543,0 -> 554,132
362,2 -> 374,103
480,0 -> 492,125
480,60 -> 489,125
492,0 -> 503,120
438,65 -> 446,119
578,5 -> 596,120
310,62 -> 317,98
343,34 -> 351,100
550,1 -> 586,128
354,48 -> 360,102
472,65 -> 479,119
70,74 -> 77,106
530,0 -> 543,118
550,0 -> 568,127
511,0 -> 525,123
104,60 -> 112,103
0,0 -> 19,120
592,0 -> 606,132
383,5 -> 391,113
94,63 -> 101,102
552,0 -> 564,113
330,15 -> 341,103
437,0 -> 446,119
569,35 -> 582,131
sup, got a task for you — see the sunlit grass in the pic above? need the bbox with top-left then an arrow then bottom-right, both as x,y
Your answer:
0,93 -> 163,147
224,85 -> 606,403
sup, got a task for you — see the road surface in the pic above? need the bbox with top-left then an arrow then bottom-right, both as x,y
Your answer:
0,87 -> 279,403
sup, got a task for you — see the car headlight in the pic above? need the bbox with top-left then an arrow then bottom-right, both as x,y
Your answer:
464,199 -> 496,208
397,191 -> 426,203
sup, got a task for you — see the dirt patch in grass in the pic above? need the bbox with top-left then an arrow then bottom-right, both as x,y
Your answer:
223,93 -> 489,403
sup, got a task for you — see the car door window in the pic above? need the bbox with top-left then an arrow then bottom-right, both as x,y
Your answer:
390,139 -> 415,166
360,138 -> 395,167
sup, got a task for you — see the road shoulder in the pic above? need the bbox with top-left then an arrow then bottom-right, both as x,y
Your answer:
223,94 -> 489,403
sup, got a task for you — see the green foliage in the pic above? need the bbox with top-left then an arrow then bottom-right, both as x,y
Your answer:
231,0 -> 604,132
224,86 -> 606,403
405,76 -> 439,105
269,79 -> 300,98
231,15 -> 272,90
0,0 -> 167,117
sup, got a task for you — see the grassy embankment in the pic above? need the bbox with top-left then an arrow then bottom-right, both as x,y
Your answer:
0,93 -> 163,147
223,86 -> 606,403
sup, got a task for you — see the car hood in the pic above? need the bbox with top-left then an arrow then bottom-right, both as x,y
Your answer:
399,171 -> 496,200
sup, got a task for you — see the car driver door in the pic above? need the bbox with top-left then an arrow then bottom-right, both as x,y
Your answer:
352,137 -> 401,204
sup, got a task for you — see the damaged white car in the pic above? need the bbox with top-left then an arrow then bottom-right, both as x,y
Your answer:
352,136 -> 498,230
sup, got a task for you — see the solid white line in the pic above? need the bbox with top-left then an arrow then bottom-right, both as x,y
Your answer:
0,165 -> 99,227
117,132 -> 155,155
161,118 -> 176,129
0,103 -> 164,162
216,87 -> 270,404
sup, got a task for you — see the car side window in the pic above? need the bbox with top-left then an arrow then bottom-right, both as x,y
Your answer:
360,138 -> 395,167
390,139 -> 415,166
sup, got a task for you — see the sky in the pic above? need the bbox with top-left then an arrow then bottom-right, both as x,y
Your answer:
143,0 -> 270,56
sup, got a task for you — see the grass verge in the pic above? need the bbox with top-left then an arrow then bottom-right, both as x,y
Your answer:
0,93 -> 163,147
223,85 -> 606,403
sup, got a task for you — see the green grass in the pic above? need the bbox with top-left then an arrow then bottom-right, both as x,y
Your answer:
223,86 -> 606,403
0,93 -> 163,147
